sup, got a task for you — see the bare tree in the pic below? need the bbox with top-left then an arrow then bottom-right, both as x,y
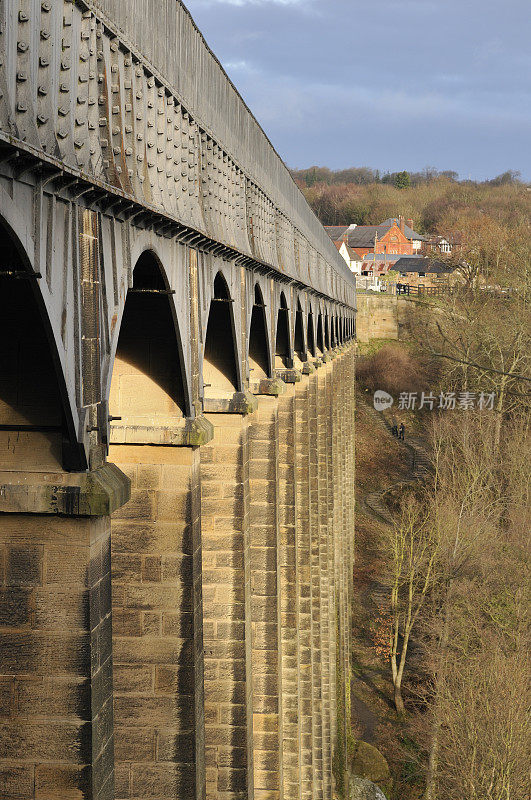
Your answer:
385,490 -> 438,715
423,412 -> 530,800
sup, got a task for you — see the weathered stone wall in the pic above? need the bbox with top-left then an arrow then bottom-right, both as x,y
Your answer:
355,296 -> 398,343
105,347 -> 355,800
0,349 -> 354,800
109,443 -> 204,800
0,466 -> 130,800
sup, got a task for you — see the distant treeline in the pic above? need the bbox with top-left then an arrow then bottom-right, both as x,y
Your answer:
290,166 -> 523,189
289,168 -> 529,232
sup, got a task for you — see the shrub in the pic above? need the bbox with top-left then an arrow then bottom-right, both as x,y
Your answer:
356,345 -> 428,396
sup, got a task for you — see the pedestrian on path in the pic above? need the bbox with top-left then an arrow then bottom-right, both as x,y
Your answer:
391,416 -> 398,437
399,422 -> 405,441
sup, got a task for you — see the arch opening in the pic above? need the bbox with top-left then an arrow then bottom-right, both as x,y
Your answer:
109,251 -> 187,425
275,292 -> 292,370
203,272 -> 239,398
316,314 -> 325,355
307,312 -> 316,358
293,301 -> 306,367
249,284 -> 271,381
324,315 -> 331,350
0,220 -> 77,471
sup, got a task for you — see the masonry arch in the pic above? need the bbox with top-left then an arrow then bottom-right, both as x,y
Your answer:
203,271 -> 240,398
294,299 -> 307,367
275,291 -> 292,370
0,216 -> 82,471
108,249 -> 196,800
248,283 -> 272,381
108,250 -> 189,424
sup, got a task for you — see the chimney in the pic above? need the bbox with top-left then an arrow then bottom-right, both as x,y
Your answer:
407,218 -> 413,231
399,215 -> 405,233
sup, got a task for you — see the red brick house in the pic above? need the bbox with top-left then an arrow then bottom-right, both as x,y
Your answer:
325,216 -> 427,262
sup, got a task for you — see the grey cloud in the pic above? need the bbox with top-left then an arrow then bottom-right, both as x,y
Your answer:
185,0 -> 531,179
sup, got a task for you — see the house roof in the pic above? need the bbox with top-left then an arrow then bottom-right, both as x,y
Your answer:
324,226 -> 349,242
326,220 -> 428,248
347,225 -> 390,248
347,247 -> 362,261
381,218 -> 429,241
394,257 -> 452,274
363,252 -> 418,263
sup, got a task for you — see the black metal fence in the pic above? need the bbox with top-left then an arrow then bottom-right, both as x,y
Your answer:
396,283 -> 450,296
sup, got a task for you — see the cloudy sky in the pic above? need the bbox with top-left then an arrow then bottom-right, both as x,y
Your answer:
184,0 -> 530,181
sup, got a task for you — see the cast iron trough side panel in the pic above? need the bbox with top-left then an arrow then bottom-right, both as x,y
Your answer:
0,0 -> 355,310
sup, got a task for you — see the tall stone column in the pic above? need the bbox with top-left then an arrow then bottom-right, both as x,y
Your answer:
316,365 -> 333,800
340,354 -> 352,763
200,411 -> 254,800
330,352 -> 351,797
279,383 -> 301,800
293,376 -> 313,800
346,348 -> 356,672
0,465 -> 129,800
249,396 -> 283,800
310,367 -> 325,800
109,417 -> 211,800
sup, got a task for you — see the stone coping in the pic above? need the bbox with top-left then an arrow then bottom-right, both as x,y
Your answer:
0,463 -> 130,517
275,368 -> 303,384
110,414 -> 214,446
250,378 -> 286,397
203,390 -> 258,415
